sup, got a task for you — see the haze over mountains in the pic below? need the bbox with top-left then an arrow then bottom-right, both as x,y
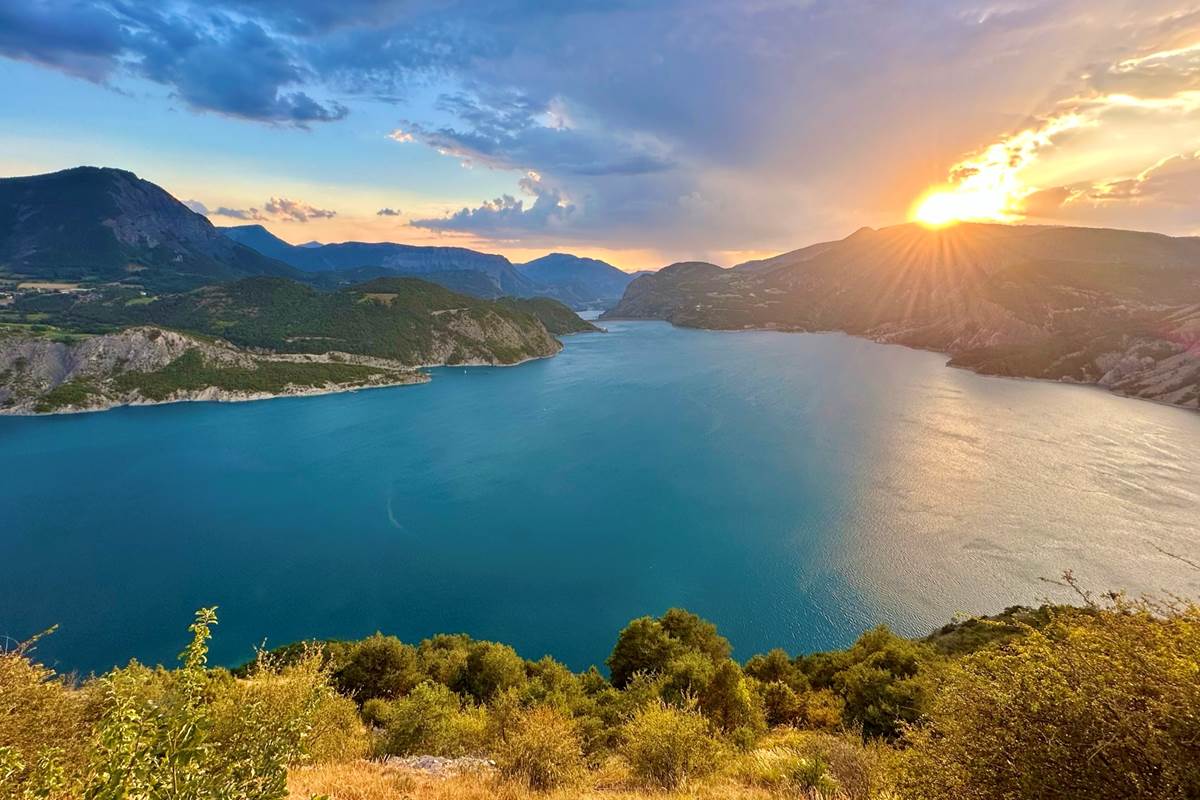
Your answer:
221,224 -> 636,308
605,223 -> 1200,409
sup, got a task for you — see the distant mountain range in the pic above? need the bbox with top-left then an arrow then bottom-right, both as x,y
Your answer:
0,166 -> 640,308
221,224 -> 637,309
604,222 -> 1200,409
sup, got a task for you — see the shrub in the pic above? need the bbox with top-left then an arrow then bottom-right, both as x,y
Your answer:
0,638 -> 91,797
378,681 -> 488,756
209,647 -> 370,769
659,609 -> 732,663
495,705 -> 585,790
522,656 -> 585,710
699,659 -> 765,734
757,679 -> 804,727
462,641 -> 526,702
805,626 -> 932,739
607,617 -> 678,689
82,608 -> 360,800
334,633 -> 422,703
900,603 -> 1200,800
417,634 -> 472,687
621,701 -> 721,789
660,650 -> 716,705
799,688 -> 846,731
745,648 -> 808,691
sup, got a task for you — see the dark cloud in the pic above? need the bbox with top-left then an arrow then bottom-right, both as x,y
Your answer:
264,197 -> 337,222
213,198 -> 335,222
0,1 -> 345,124
215,206 -> 267,221
411,176 -> 574,237
0,1 -> 126,81
183,199 -> 209,215
7,1 -> 1200,248
376,207 -> 401,216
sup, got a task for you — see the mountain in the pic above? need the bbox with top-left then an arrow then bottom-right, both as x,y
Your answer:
604,222 -> 1200,409
0,167 -> 298,290
517,253 -> 636,308
495,297 -> 602,335
223,225 -> 637,308
220,223 -> 539,297
3,276 -> 594,413
16,276 -> 569,365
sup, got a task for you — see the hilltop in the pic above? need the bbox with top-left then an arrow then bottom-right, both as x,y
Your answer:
0,167 -> 298,291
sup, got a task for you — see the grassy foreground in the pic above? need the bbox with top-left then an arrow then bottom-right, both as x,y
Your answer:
3,576 -> 1199,800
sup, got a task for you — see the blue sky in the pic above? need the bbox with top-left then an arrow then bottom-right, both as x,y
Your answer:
4,1 -> 1200,269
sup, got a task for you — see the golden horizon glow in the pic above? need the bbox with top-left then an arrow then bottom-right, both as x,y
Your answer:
910,114 -> 1086,228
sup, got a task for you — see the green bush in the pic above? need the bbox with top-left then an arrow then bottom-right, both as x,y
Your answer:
621,701 -> 721,789
377,681 -> 488,756
416,633 -> 473,687
81,608 -> 357,800
900,603 -> 1200,800
804,626 -> 932,739
334,633 -> 422,703
209,647 -> 370,769
0,638 -> 91,798
495,705 -> 585,790
745,648 -> 809,691
462,641 -> 527,702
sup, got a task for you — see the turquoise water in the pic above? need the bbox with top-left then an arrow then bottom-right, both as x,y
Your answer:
2,321 -> 1199,675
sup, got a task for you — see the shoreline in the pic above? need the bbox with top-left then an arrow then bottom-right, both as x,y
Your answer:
601,315 -> 1199,414
1,344 -> 567,418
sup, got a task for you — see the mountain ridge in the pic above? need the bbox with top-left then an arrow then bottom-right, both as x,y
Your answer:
604,221 -> 1200,409
222,224 -> 635,309
0,167 -> 299,290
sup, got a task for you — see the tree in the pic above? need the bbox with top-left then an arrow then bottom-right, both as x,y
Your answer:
700,659 -> 764,734
608,609 -> 731,689
745,648 -> 808,692
607,617 -> 679,689
659,609 -> 732,663
462,642 -> 526,702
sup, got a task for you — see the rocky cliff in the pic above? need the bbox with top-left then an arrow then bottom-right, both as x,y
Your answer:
0,327 -> 425,415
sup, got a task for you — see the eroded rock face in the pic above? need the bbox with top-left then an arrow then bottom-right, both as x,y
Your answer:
0,327 -> 426,415
0,328 -> 242,400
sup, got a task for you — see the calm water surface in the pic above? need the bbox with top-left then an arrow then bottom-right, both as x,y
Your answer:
2,321 -> 1198,674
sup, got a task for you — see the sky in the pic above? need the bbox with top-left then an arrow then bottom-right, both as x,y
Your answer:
4,1 -> 1200,270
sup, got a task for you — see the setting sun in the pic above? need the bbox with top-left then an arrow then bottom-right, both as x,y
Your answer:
910,185 -> 1013,228
912,191 -> 963,227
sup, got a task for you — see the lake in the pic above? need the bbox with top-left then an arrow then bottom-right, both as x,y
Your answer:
2,321 -> 1198,675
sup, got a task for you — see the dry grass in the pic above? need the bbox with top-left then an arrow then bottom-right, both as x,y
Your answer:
288,759 -> 842,800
